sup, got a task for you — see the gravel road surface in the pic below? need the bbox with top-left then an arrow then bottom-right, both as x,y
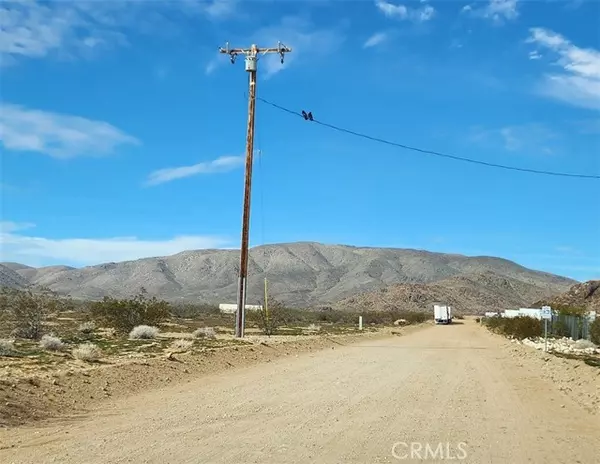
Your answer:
1,321 -> 598,463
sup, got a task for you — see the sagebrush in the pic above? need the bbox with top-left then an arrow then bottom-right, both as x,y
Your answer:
193,327 -> 216,339
72,343 -> 101,362
129,325 -> 159,339
39,334 -> 64,351
78,321 -> 96,334
0,339 -> 15,357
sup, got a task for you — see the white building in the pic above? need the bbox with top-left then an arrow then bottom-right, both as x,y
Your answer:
219,303 -> 263,314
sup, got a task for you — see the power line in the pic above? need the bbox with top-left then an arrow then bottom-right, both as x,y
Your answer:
256,97 -> 599,180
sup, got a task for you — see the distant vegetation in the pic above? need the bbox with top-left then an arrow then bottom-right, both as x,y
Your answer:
591,319 -> 600,345
482,316 -> 543,340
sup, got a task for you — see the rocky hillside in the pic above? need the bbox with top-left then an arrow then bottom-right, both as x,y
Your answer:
533,280 -> 600,312
335,271 -> 569,314
1,242 -> 575,307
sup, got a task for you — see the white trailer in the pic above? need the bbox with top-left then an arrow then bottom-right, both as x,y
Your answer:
433,304 -> 452,325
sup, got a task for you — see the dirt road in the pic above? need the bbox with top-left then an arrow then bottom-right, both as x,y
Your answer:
1,321 -> 598,463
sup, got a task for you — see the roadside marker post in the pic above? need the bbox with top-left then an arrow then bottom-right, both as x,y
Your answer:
541,306 -> 552,352
359,316 -> 363,330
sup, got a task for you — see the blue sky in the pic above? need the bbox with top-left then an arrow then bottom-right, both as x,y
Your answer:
1,0 -> 599,281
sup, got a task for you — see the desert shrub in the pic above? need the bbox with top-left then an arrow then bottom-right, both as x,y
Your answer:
171,339 -> 194,350
306,323 -> 321,332
170,303 -> 220,319
475,317 -> 481,323
247,298 -> 294,336
0,288 -> 67,340
90,293 -> 171,333
484,316 -> 543,340
39,334 -> 64,351
554,304 -> 587,317
590,318 -> 600,345
129,325 -> 159,340
193,327 -> 216,339
0,339 -> 16,357
73,343 -> 101,362
78,321 -> 96,334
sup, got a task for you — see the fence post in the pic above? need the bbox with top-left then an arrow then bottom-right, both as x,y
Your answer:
359,316 -> 363,330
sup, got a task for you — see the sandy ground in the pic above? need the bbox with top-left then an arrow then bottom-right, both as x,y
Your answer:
1,320 -> 599,463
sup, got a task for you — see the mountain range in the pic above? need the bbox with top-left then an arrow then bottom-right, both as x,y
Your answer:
0,242 -> 576,313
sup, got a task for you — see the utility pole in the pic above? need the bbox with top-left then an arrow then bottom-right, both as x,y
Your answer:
219,42 -> 292,338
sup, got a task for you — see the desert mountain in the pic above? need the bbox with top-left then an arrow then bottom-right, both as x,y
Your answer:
335,270 -> 572,314
533,280 -> 600,312
1,242 -> 575,308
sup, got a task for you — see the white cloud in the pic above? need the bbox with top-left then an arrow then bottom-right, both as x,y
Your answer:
0,0 -> 236,64
469,123 -> 559,154
0,103 -> 139,158
146,155 -> 245,186
0,222 -> 231,266
375,1 -> 436,22
364,32 -> 388,49
529,50 -> 542,60
527,27 -> 600,111
461,0 -> 519,24
251,16 -> 346,78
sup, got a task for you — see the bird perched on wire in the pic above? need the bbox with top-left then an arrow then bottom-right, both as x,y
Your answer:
301,110 -> 314,121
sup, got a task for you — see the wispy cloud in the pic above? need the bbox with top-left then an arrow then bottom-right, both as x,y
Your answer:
363,32 -> 388,49
0,0 -> 236,64
375,0 -> 436,22
251,16 -> 346,78
0,221 -> 231,266
146,155 -> 245,186
0,103 -> 139,158
461,0 -> 519,25
469,123 -> 560,155
0,221 -> 35,234
527,27 -> 600,111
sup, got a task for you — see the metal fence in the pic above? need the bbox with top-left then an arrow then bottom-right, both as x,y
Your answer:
548,314 -> 592,341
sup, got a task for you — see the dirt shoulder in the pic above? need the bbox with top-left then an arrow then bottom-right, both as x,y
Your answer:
479,325 -> 600,415
0,326 -> 412,428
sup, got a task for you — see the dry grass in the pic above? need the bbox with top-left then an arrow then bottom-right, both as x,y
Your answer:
78,321 -> 96,334
193,327 -> 216,339
72,343 -> 102,362
129,325 -> 159,340
171,339 -> 194,350
0,339 -> 16,357
39,334 -> 65,351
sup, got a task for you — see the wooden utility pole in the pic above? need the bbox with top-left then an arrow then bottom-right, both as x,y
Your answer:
219,42 -> 292,338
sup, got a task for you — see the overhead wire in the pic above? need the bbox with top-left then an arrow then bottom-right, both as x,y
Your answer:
256,96 -> 599,180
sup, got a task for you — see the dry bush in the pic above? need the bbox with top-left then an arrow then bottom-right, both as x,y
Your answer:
72,343 -> 101,362
90,292 -> 170,334
0,288 -> 68,340
129,325 -> 159,340
78,321 -> 96,334
171,339 -> 193,350
193,327 -> 216,339
484,316 -> 543,340
0,339 -> 15,357
247,298 -> 293,336
307,323 -> 321,332
39,334 -> 64,351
